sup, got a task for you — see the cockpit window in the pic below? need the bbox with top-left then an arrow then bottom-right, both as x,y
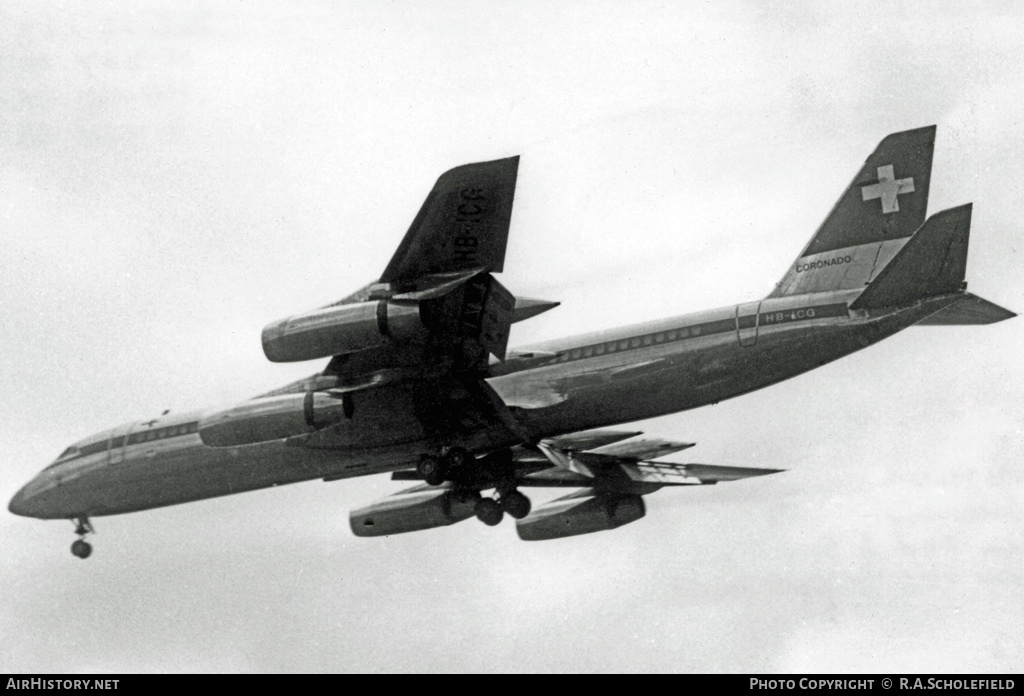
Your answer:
43,421 -> 199,470
45,439 -> 110,469
44,446 -> 81,470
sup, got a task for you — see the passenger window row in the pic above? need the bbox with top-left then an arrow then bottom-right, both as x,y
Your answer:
556,324 -> 703,363
126,422 -> 199,445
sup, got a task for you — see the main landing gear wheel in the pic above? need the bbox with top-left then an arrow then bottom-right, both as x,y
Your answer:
443,446 -> 472,469
418,456 -> 448,486
474,497 -> 504,526
70,516 -> 94,559
499,490 -> 531,520
420,447 -> 475,486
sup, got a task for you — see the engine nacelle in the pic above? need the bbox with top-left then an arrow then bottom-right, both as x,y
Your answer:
198,392 -> 348,448
515,493 -> 645,541
262,300 -> 427,363
349,486 -> 477,537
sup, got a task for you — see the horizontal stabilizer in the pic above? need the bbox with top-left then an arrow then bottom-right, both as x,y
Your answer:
914,292 -> 1016,325
851,203 -> 972,311
585,437 -> 695,461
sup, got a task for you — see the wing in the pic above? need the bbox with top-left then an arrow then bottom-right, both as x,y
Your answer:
381,156 -> 520,285
263,155 -> 556,367
260,157 -> 556,456
359,429 -> 783,540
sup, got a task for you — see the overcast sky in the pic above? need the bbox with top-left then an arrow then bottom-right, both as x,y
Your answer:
1,1 -> 1021,674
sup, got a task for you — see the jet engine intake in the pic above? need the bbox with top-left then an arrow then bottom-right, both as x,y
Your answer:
198,392 -> 348,448
262,300 -> 426,363
349,486 -> 478,537
515,493 -> 645,541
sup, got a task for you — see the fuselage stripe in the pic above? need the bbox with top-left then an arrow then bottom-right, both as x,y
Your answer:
49,421 -> 200,468
538,302 -> 848,367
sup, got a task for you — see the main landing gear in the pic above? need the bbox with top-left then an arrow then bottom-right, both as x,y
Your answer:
474,488 -> 532,526
498,489 -> 531,520
417,446 -> 473,486
417,445 -> 533,527
70,517 -> 94,559
474,497 -> 503,526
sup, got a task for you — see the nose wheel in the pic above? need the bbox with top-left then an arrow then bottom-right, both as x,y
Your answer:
70,517 -> 94,559
71,539 -> 92,559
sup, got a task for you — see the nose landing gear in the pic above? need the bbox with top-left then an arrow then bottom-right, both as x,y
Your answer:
70,517 -> 94,559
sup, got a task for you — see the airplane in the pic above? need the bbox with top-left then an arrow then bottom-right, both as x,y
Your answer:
8,126 -> 1016,558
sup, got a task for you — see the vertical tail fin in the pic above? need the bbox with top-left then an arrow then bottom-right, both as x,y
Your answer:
769,126 -> 936,298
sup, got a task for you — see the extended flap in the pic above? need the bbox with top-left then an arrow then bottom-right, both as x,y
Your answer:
585,437 -> 695,460
477,276 -> 515,361
391,268 -> 487,301
624,462 -> 784,485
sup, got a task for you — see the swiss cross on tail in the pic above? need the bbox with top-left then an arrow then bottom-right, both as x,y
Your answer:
767,125 -> 937,298
777,125 -> 936,265
860,165 -> 915,213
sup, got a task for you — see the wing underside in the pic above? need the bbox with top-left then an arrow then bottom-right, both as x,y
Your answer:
259,155 -> 563,457
352,428 -> 784,541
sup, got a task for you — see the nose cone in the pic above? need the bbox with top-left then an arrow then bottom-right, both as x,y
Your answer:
9,484 -> 37,517
8,472 -> 76,519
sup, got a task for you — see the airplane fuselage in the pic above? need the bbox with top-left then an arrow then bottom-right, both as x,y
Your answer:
9,288 -> 959,521
11,128 -> 1016,552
